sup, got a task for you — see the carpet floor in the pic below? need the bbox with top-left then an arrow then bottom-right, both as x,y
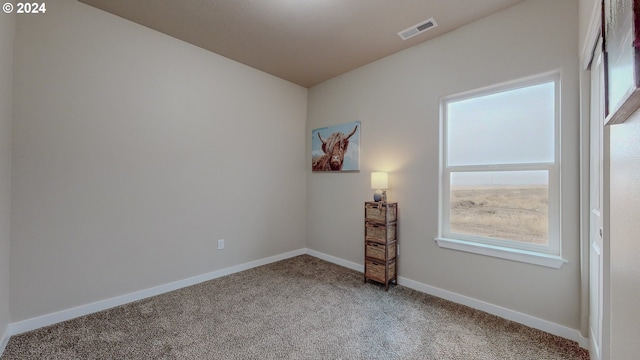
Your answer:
2,255 -> 590,359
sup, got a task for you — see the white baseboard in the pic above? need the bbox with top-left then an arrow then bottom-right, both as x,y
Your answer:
397,276 -> 589,348
305,249 -> 363,273
3,248 -> 588,353
308,249 -> 589,349
9,248 -> 306,336
589,327 -> 601,360
0,326 -> 9,356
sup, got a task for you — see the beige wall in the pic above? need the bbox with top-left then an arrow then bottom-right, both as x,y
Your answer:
0,6 -> 15,345
307,0 -> 582,330
609,112 -> 640,358
4,0 -> 599,346
10,0 -> 307,321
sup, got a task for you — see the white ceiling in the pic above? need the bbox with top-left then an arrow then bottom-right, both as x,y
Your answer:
79,0 -> 525,88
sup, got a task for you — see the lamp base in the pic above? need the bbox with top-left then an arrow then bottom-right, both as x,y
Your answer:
373,190 -> 386,202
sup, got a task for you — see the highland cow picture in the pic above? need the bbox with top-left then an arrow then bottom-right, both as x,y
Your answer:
312,121 -> 360,172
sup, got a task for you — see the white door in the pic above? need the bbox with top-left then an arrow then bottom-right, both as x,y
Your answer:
589,36 -> 605,360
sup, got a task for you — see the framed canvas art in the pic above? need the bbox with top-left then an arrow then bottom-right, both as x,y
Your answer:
604,0 -> 640,124
312,121 -> 360,172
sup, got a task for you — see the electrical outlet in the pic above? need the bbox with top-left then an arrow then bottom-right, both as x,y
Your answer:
217,239 -> 224,250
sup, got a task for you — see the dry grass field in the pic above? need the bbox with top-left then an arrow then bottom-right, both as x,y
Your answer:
450,185 -> 548,245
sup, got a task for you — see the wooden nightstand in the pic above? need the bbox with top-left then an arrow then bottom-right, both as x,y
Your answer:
364,202 -> 398,290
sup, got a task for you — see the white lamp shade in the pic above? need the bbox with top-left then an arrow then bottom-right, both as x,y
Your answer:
371,172 -> 388,189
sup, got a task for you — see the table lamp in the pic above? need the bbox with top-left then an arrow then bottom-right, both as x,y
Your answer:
371,172 -> 388,202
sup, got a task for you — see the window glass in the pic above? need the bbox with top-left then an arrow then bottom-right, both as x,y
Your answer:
449,171 -> 549,245
446,82 -> 555,166
439,74 -> 560,259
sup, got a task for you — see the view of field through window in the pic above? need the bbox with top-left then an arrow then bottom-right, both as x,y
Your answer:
450,184 -> 549,245
444,79 -> 555,248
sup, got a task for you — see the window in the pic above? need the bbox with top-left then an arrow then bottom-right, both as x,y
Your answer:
436,73 -> 565,268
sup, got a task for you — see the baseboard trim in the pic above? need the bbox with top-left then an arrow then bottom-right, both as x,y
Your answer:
305,249 -> 363,273
0,326 -> 9,356
588,327 -> 601,360
9,248 -> 306,336
4,248 -> 588,352
398,276 -> 589,348
307,249 -> 589,349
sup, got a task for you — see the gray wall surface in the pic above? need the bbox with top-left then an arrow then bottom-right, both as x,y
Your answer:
10,0 -> 308,321
306,0 -> 582,330
0,6 -> 15,345
4,0 -> 606,346
609,112 -> 640,358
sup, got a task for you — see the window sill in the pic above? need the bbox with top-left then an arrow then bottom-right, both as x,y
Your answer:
435,237 -> 567,269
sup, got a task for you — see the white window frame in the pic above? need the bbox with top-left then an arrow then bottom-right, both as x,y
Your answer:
436,72 -> 567,268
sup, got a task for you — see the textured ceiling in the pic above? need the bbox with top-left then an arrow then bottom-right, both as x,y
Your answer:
79,0 -> 525,88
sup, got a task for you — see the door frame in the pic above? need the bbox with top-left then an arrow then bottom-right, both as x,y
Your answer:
579,2 -> 610,359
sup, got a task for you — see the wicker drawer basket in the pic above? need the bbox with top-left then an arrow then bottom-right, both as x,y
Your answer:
365,241 -> 396,262
365,222 -> 396,243
365,202 -> 397,223
365,259 -> 396,284
364,202 -> 398,290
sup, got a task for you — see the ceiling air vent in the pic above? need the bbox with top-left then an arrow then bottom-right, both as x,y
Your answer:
398,17 -> 438,40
